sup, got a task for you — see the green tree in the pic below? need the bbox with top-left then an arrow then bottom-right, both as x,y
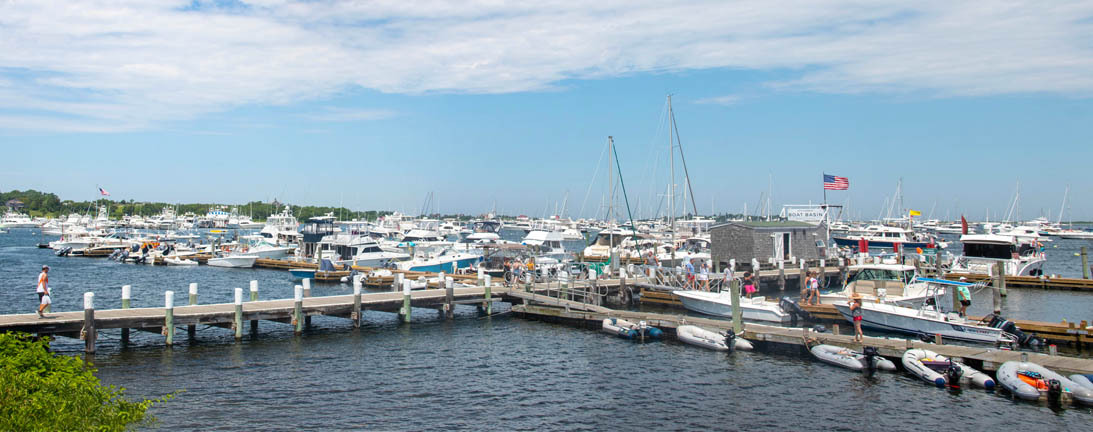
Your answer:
0,333 -> 166,431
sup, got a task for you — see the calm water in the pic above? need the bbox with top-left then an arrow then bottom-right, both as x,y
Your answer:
1,229 -> 1091,430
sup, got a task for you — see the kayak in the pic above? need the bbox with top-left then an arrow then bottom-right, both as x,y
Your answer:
997,361 -> 1093,405
809,344 -> 896,372
676,325 -> 753,351
902,349 -> 994,389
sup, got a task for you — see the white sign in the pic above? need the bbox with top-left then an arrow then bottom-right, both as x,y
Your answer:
780,205 -> 827,224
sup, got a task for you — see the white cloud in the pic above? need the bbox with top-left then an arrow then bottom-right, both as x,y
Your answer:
695,95 -> 742,106
1,1 -> 1091,132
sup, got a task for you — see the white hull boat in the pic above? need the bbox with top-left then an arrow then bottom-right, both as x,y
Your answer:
997,361 -> 1093,405
834,301 -> 1013,344
164,257 -> 198,266
809,344 -> 896,371
673,290 -> 792,324
207,255 -> 258,268
902,349 -> 994,389
676,325 -> 753,351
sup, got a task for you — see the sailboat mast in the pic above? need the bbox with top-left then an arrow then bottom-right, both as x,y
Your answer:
668,95 -> 675,232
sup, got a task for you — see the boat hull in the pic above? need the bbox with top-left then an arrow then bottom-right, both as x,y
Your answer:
673,291 -> 791,324
207,256 -> 258,268
834,303 -> 1008,344
833,237 -> 929,249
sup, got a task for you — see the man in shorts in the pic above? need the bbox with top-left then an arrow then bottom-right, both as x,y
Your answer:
37,265 -> 51,318
684,260 -> 695,290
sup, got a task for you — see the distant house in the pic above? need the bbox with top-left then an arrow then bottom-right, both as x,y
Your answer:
710,220 -> 830,268
5,199 -> 24,210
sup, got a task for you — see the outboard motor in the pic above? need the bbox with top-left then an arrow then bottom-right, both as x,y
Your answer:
945,361 -> 964,389
723,329 -> 736,353
862,346 -> 880,373
986,314 -> 1042,347
1047,379 -> 1063,406
778,297 -> 810,326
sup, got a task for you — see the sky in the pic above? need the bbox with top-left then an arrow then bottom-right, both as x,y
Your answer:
2,1 -> 1093,221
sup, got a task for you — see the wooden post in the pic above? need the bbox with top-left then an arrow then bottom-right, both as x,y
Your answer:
445,276 -> 454,320
293,285 -> 304,335
188,283 -> 198,338
302,278 -> 312,327
832,323 -> 840,335
249,280 -> 259,334
839,257 -> 848,287
935,246 -> 943,277
730,278 -> 743,334
120,285 -> 130,345
164,291 -> 175,346
525,272 -> 532,292
484,274 -> 492,315
83,292 -> 96,354
620,276 -> 628,304
934,333 -> 943,345
401,280 -> 412,323
233,288 -> 243,340
394,272 -> 404,292
1082,247 -> 1089,279
798,260 -> 806,295
997,261 -> 1007,297
778,260 -> 786,291
353,275 -> 363,328
992,266 -> 1003,314
477,267 -> 485,286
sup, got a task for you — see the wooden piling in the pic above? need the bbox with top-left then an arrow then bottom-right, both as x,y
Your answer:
233,288 -> 243,340
120,285 -> 130,344
445,277 -> 454,320
164,291 -> 175,346
293,285 -> 303,335
401,280 -> 412,323
934,333 -> 943,345
249,280 -> 259,334
997,261 -> 1007,297
778,260 -> 786,291
353,275 -> 363,328
992,265 -> 1003,314
798,260 -> 806,296
1083,247 -> 1089,279
477,267 -> 485,286
83,292 -> 96,354
394,272 -> 404,292
730,278 -> 742,334
302,278 -> 312,327
484,275 -> 492,315
188,283 -> 198,338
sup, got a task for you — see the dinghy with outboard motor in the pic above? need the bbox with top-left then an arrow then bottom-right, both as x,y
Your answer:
997,361 -> 1093,406
676,325 -> 753,351
902,349 -> 994,389
1070,374 -> 1093,391
602,318 -> 663,341
807,341 -> 896,372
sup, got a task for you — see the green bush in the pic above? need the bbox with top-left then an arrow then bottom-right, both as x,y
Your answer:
0,333 -> 165,431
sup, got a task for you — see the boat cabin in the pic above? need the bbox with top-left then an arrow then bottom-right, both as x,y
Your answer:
843,264 -> 915,298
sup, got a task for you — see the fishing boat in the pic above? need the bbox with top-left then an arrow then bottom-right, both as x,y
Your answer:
902,349 -> 994,389
997,361 -> 1093,405
672,290 -> 792,324
818,264 -> 933,306
601,318 -> 663,340
207,254 -> 258,268
808,343 -> 896,372
949,233 -> 1045,277
833,280 -> 1017,344
676,325 -> 752,351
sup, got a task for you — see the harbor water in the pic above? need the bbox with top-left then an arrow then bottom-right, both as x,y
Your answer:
1,229 -> 1091,430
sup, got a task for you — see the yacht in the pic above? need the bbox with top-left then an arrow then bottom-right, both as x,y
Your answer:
259,208 -> 301,246
582,227 -> 632,260
1,210 -> 38,228
331,235 -> 410,267
396,247 -> 481,273
949,234 -> 1045,277
832,225 -> 935,249
672,290 -> 792,324
522,230 -> 569,261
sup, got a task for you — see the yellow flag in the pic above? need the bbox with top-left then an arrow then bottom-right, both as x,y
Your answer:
909,210 -> 921,217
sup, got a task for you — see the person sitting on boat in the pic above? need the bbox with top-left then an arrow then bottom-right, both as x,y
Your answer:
956,276 -> 972,317
849,293 -> 864,342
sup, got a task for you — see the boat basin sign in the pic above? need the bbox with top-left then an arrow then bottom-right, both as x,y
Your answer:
780,205 -> 826,225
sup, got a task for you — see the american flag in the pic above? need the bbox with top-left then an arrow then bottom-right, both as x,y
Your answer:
98,187 -> 110,196
823,174 -> 849,190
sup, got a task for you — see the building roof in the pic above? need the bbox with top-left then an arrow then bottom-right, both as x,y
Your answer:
713,220 -> 819,230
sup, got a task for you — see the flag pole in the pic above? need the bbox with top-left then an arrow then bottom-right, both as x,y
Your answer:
822,173 -> 827,205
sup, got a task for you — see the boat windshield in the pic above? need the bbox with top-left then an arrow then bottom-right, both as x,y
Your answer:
850,268 -> 912,284
963,242 -> 1014,259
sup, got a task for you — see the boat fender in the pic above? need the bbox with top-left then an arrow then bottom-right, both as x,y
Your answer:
1047,379 -> 1063,406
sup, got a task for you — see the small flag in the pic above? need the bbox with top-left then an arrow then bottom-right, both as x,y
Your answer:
98,187 -> 110,196
961,215 -> 968,235
909,210 -> 921,217
823,174 -> 849,190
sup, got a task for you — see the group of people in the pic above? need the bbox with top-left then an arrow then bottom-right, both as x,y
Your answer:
502,258 -> 536,285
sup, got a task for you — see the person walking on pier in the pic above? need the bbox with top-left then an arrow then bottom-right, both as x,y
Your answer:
849,293 -> 864,342
36,265 -> 51,318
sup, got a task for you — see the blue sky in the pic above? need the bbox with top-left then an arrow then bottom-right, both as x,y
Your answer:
2,1 -> 1093,220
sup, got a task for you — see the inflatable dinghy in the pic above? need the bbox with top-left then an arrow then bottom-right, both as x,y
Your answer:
602,318 -> 663,340
902,349 -> 994,389
809,344 -> 896,372
997,361 -> 1093,405
1069,374 -> 1093,391
676,325 -> 753,351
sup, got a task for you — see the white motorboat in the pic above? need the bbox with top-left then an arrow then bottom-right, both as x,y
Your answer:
396,248 -> 481,273
672,290 -> 792,324
207,255 -> 258,268
333,236 -> 410,267
0,210 -> 39,228
949,233 -> 1045,277
582,227 -> 632,260
163,257 -> 199,266
809,344 -> 896,372
997,361 -> 1093,405
676,325 -> 753,351
258,208 -> 301,246
819,264 -> 933,306
522,230 -> 569,261
1059,230 -> 1093,240
833,280 -> 1016,344
902,349 -> 995,389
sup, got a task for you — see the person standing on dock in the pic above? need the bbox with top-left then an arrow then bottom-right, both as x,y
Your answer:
806,271 -> 820,305
849,293 -> 863,342
698,261 -> 710,291
36,265 -> 51,318
684,260 -> 695,290
956,276 -> 972,317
